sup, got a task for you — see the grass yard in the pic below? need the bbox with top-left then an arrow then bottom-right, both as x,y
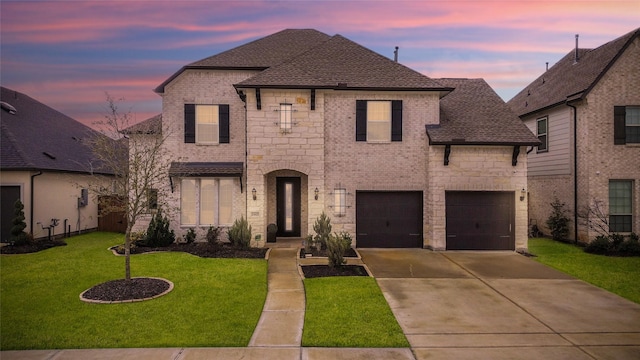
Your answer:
529,237 -> 640,304
302,277 -> 409,348
0,232 -> 267,350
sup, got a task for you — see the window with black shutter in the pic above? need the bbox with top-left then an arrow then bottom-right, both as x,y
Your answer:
355,100 -> 402,142
184,104 -> 230,144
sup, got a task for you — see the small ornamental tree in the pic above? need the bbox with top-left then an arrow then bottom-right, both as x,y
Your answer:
10,199 -> 29,246
326,232 -> 350,267
84,94 -> 172,281
313,212 -> 332,250
546,197 -> 571,241
141,208 -> 175,247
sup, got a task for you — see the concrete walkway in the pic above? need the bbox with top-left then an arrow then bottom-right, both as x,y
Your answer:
3,246 -> 640,359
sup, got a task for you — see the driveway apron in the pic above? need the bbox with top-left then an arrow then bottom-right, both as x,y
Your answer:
359,249 -> 640,360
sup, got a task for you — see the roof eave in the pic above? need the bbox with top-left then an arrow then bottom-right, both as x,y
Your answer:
233,84 -> 454,92
155,65 -> 269,94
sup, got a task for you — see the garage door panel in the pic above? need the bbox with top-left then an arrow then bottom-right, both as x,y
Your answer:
357,191 -> 422,248
446,192 -> 514,250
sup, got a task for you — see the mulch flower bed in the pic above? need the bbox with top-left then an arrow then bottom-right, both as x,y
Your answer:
113,242 -> 268,259
80,277 -> 172,303
301,264 -> 369,278
0,240 -> 67,254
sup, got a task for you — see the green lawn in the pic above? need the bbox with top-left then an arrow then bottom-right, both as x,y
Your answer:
0,232 -> 267,350
302,277 -> 409,348
529,238 -> 640,304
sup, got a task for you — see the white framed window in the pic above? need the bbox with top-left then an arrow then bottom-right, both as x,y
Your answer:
334,188 -> 347,217
280,103 -> 293,133
181,178 -> 234,226
196,105 -> 219,144
537,117 -> 548,152
626,106 -> 640,143
367,101 -> 391,142
609,180 -> 633,233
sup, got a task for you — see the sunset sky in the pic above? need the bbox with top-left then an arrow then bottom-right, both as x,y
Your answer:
1,0 -> 638,128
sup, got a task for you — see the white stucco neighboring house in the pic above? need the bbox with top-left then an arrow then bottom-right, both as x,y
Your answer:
140,29 -> 539,250
0,86 -> 116,241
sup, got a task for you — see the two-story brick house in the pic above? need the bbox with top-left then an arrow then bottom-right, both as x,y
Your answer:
508,28 -> 640,242
148,29 -> 539,250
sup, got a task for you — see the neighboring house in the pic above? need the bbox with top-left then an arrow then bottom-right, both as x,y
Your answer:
0,86 -> 114,241
508,28 -> 640,242
145,29 -> 538,250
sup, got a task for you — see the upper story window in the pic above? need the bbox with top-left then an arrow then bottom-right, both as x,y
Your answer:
184,104 -> 230,144
614,106 -> 640,144
355,100 -> 402,142
280,103 -> 293,133
536,117 -> 548,152
147,188 -> 158,212
609,180 -> 633,233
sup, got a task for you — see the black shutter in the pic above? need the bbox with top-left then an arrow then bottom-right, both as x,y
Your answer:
391,100 -> 403,141
356,100 -> 367,141
219,104 -> 230,143
184,104 -> 195,143
614,106 -> 626,145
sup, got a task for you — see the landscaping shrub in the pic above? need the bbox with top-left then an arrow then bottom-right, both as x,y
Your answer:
206,226 -> 221,246
546,197 -> 571,241
228,216 -> 251,249
584,235 -> 611,255
584,233 -> 640,256
10,200 -> 30,246
313,212 -> 332,250
140,208 -> 175,247
326,232 -> 350,268
184,228 -> 196,244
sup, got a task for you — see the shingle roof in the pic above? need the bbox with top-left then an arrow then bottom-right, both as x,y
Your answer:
508,28 -> 639,117
123,114 -> 162,134
427,78 -> 540,145
0,86 -> 114,174
235,34 -> 449,91
155,29 -> 332,93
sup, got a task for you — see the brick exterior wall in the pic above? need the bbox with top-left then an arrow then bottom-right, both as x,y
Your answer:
426,145 -> 529,250
152,68 -> 533,249
523,36 -> 640,242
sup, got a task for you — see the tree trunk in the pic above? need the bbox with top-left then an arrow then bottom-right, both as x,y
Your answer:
124,224 -> 133,281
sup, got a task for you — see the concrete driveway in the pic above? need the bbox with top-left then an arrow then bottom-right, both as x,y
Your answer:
359,249 -> 640,360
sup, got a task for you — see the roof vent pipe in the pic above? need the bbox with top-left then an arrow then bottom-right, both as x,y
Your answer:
546,62 -> 549,71
574,34 -> 579,63
394,46 -> 399,62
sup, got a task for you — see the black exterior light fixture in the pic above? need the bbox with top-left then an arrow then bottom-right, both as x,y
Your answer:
314,187 -> 319,200
520,188 -> 526,201
252,188 -> 257,201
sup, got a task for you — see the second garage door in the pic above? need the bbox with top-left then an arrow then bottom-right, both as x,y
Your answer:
356,191 -> 423,248
446,191 -> 515,250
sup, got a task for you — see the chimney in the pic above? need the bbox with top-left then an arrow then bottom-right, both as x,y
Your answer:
394,46 -> 399,62
574,34 -> 579,63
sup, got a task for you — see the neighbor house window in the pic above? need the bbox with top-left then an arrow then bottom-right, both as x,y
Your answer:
334,188 -> 346,217
181,178 -> 234,226
355,100 -> 402,142
537,117 -> 548,152
184,104 -> 230,144
280,103 -> 293,133
614,106 -> 640,144
609,180 -> 633,232
147,188 -> 158,212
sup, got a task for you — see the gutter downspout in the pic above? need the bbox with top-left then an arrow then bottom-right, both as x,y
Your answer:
30,171 -> 43,234
567,102 -> 579,244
